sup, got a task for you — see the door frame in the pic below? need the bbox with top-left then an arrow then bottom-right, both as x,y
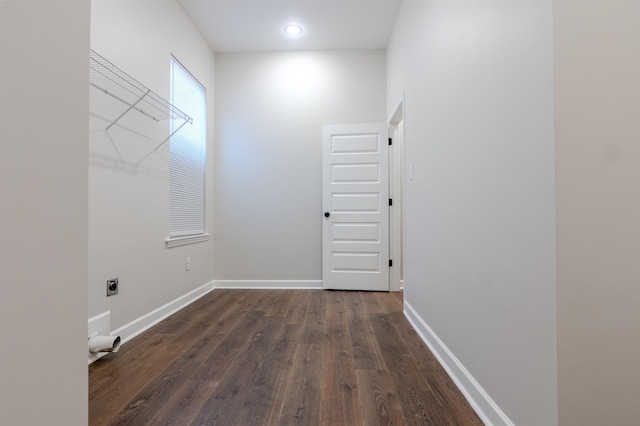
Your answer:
389,96 -> 405,292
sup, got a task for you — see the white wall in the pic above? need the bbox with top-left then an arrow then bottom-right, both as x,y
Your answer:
214,51 -> 386,282
387,2 -> 557,425
554,2 -> 640,424
89,0 -> 215,329
0,1 -> 90,424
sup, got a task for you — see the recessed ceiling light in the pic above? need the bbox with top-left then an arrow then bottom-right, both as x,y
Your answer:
284,25 -> 303,36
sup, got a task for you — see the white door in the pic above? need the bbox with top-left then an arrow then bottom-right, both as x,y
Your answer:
322,123 -> 389,291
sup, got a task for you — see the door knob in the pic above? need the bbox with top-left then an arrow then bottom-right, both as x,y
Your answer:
324,212 -> 330,218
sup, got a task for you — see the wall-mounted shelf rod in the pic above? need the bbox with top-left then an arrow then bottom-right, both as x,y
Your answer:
89,81 -> 161,123
89,49 -> 193,164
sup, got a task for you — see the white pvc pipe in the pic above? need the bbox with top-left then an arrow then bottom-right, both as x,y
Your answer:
88,334 -> 121,354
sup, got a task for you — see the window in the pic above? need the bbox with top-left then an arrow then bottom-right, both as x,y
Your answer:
168,57 -> 207,244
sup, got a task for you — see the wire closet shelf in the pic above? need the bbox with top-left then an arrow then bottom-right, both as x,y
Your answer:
89,49 -> 192,163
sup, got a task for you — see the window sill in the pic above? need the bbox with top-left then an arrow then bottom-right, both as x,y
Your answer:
166,233 -> 210,248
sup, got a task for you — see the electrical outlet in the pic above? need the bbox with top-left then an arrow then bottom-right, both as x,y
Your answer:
106,278 -> 118,296
186,257 -> 191,271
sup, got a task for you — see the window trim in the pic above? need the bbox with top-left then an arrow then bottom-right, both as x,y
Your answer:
165,233 -> 210,248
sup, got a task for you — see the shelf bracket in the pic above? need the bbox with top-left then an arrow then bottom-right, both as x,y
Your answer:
136,117 -> 193,164
105,88 -> 152,132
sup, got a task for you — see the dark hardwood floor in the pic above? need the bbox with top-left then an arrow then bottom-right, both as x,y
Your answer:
89,290 -> 483,425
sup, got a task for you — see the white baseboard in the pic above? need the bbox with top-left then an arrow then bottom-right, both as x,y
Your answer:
112,280 -> 215,346
213,280 -> 323,289
403,301 -> 513,426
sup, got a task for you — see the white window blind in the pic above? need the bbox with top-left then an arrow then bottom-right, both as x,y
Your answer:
169,57 -> 206,238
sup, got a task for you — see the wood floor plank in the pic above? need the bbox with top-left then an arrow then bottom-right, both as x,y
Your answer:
350,291 -> 407,424
89,290 -> 483,426
298,290 -> 325,345
88,333 -> 189,425
370,310 -> 444,423
90,295 -> 262,426
190,315 -> 282,424
319,291 -> 363,426
360,290 -> 387,315
370,310 -> 482,426
277,343 -> 324,425
356,368 -> 407,426
143,378 -> 218,426
388,311 -> 482,425
286,289 -> 310,325
99,296 -> 264,426
234,322 -> 299,425
348,292 -> 386,371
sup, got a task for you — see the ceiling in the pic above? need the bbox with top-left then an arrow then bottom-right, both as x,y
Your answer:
177,0 -> 403,53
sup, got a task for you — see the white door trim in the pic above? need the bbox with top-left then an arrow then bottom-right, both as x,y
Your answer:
389,97 -> 405,292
